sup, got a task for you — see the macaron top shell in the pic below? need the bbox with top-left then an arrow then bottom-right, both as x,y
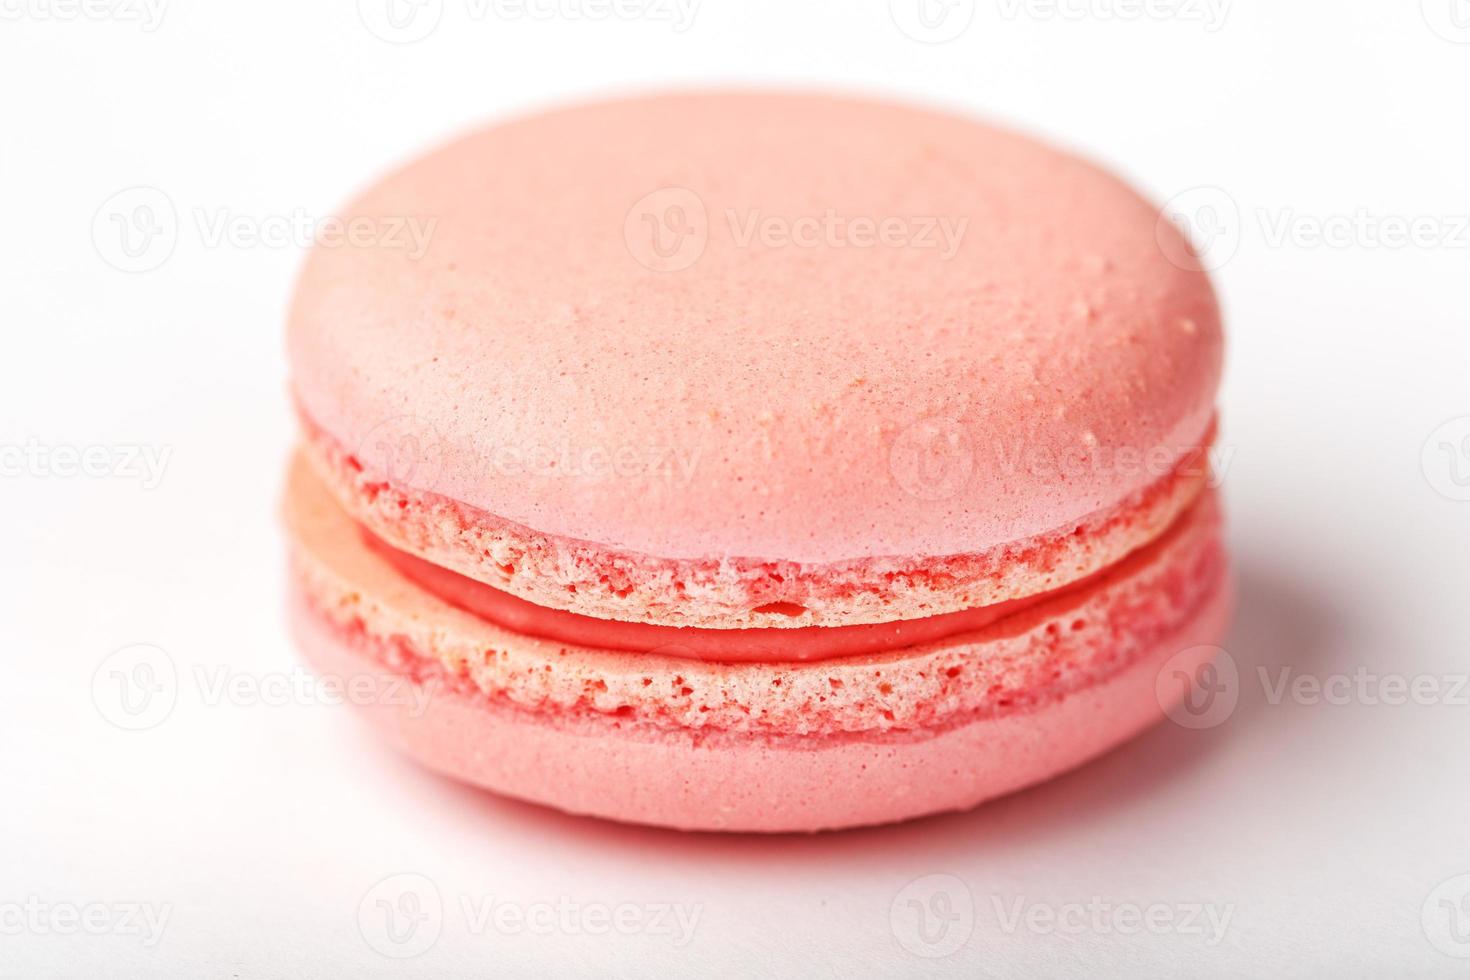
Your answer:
288,91 -> 1221,565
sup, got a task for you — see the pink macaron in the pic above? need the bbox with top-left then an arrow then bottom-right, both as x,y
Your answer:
283,92 -> 1230,832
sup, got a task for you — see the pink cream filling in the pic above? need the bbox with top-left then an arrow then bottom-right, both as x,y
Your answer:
361,524 -> 1117,663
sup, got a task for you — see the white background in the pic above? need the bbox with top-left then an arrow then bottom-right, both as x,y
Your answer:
3,0 -> 1469,976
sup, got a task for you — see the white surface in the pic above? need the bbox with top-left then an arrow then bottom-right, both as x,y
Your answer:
3,1 -> 1469,976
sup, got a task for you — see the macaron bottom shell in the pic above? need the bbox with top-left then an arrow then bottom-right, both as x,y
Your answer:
289,579 -> 1231,833
285,453 -> 1232,832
